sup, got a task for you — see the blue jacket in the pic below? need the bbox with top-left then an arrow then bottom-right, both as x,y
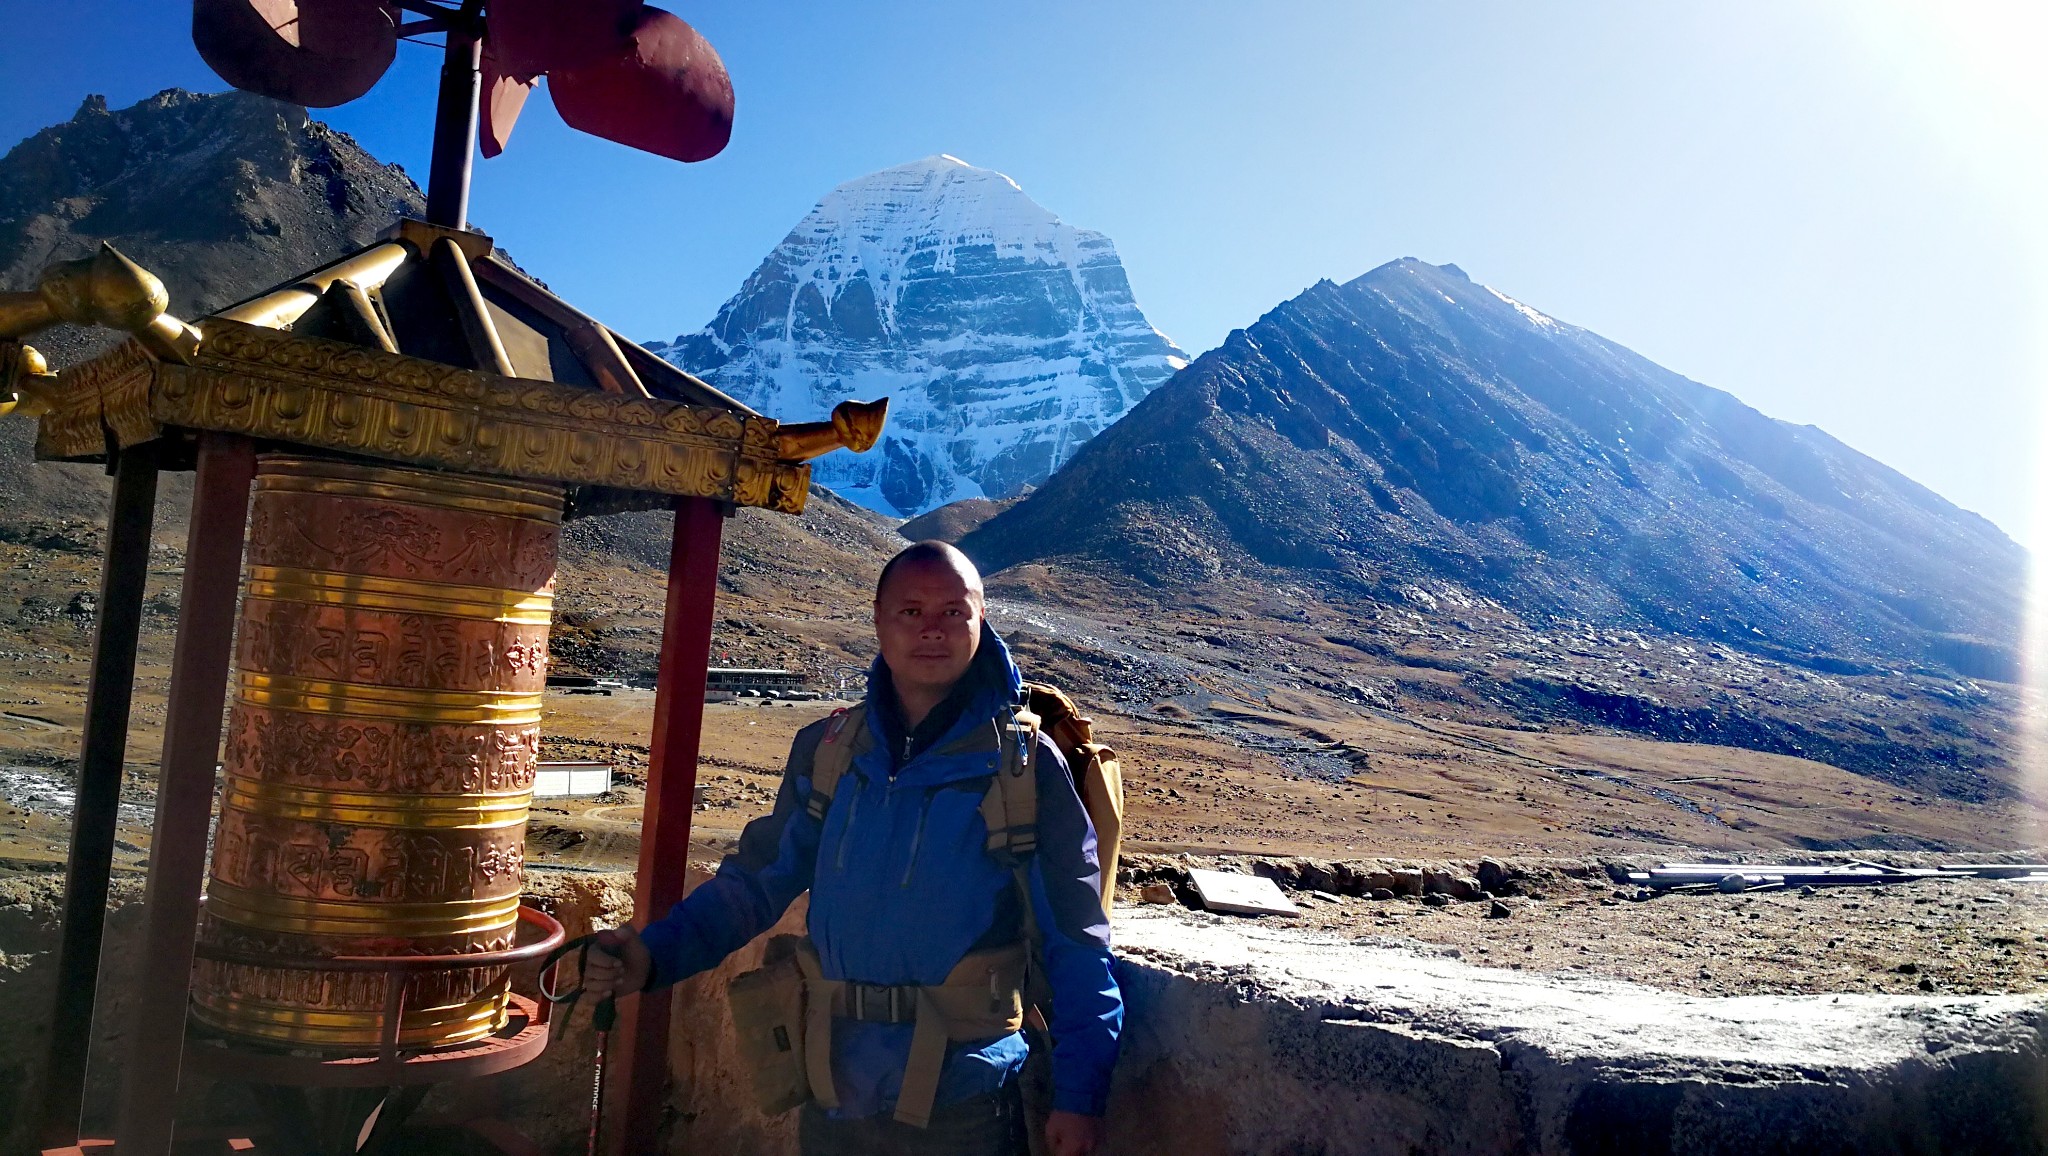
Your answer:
639,623 -> 1123,1118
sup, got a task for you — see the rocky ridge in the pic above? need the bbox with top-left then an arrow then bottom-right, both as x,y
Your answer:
897,494 -> 1020,543
0,88 -> 424,354
965,259 -> 2024,679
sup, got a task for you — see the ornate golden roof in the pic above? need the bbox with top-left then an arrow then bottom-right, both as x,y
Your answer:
0,219 -> 884,516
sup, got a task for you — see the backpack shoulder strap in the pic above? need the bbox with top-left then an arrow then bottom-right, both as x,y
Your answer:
978,706 -> 1040,864
804,703 -> 869,822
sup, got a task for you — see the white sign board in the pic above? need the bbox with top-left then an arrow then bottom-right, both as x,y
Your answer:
534,761 -> 613,798
1188,869 -> 1299,917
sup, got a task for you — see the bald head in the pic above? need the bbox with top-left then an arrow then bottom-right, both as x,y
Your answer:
875,541 -> 984,608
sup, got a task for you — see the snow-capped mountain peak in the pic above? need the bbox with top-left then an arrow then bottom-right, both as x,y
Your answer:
657,157 -> 1187,517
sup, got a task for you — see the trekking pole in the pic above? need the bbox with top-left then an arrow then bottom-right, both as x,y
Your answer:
540,930 -> 624,1156
585,931 -> 621,1156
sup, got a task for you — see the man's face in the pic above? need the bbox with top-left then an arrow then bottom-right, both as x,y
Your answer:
873,558 -> 983,699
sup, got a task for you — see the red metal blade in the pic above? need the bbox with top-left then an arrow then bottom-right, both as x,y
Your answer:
547,6 -> 734,164
485,0 -> 638,78
192,0 -> 396,108
480,49 -> 536,158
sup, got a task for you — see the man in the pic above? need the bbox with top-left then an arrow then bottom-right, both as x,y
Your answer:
586,541 -> 1121,1156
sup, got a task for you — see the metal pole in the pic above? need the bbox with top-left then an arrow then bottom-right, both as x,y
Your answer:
114,434 -> 255,1155
608,497 -> 725,1156
425,18 -> 483,229
36,442 -> 159,1149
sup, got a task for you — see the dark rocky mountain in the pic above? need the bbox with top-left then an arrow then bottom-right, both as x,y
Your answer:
964,259 -> 2024,681
0,88 -> 424,349
0,88 -> 426,523
898,495 -> 1021,543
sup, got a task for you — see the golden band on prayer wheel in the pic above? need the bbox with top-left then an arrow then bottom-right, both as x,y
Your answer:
192,455 -> 561,1050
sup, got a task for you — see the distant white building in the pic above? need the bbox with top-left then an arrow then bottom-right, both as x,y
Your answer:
705,667 -> 808,701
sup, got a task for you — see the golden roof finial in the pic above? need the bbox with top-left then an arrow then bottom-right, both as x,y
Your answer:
774,398 -> 890,462
0,243 -> 201,363
0,342 -> 55,420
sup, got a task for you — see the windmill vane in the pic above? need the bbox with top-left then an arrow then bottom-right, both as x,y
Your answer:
193,0 -> 734,225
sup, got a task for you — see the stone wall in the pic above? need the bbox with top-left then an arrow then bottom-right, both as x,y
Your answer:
1103,908 -> 2048,1156
514,873 -> 2048,1156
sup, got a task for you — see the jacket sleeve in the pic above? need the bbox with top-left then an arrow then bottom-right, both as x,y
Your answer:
1024,737 -> 1124,1117
637,723 -> 825,988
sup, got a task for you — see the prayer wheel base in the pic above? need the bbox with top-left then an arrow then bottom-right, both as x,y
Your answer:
187,907 -> 566,1084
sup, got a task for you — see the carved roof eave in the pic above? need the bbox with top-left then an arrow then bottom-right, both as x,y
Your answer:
33,320 -> 816,516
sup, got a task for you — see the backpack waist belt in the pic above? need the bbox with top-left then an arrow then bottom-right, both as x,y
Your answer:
794,939 -> 1029,1128
843,981 -> 918,1024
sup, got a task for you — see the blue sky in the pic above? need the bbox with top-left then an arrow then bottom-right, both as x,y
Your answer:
5,2 -> 2043,541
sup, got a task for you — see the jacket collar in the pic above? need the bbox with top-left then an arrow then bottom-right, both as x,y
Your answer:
863,621 -> 1022,782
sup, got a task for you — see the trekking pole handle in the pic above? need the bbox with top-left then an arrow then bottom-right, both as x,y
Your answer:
539,930 -> 626,1030
590,929 -> 622,1033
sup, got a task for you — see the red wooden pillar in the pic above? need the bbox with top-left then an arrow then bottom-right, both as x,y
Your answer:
114,434 -> 256,1155
608,496 -> 726,1155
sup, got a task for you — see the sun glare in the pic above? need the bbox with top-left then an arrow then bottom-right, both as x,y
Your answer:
1833,0 -> 2048,843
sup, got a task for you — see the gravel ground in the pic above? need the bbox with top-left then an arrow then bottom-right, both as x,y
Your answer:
1119,856 -> 2048,998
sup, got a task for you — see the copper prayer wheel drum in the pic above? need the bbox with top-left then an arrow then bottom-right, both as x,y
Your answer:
192,455 -> 561,1050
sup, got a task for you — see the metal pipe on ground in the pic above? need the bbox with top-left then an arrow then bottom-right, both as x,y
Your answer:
1628,862 -> 2048,893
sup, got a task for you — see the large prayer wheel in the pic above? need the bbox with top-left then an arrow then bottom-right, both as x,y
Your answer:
192,455 -> 561,1050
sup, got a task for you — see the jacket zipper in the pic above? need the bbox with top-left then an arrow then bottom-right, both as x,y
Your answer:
900,790 -> 933,887
834,781 -> 862,872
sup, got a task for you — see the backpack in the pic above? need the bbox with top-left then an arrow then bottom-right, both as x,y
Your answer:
805,680 -> 1124,917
